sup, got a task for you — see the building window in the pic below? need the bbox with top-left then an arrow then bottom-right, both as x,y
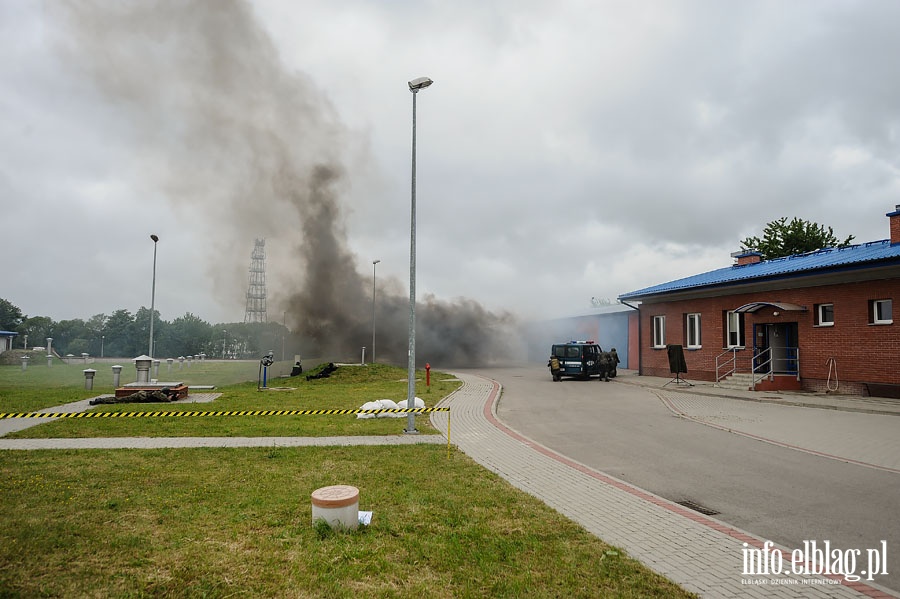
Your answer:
725,311 -> 744,348
815,303 -> 834,326
871,299 -> 893,325
652,315 -> 666,348
686,313 -> 701,348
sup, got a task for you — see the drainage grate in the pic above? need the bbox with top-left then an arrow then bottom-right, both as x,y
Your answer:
676,500 -> 720,516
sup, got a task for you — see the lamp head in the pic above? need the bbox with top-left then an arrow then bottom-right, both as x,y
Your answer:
150,234 -> 159,242
373,259 -> 381,265
408,76 -> 433,91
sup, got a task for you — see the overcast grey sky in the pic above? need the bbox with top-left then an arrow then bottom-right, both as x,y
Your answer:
2,0 -> 899,328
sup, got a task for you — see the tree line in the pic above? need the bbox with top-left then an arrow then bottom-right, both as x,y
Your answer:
0,298 -> 293,360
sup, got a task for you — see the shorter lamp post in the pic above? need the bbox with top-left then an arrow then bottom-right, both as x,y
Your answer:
372,259 -> 380,363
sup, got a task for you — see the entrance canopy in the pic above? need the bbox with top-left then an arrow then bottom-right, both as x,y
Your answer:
732,301 -> 807,313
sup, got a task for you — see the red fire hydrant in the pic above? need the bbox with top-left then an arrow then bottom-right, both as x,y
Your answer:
425,363 -> 431,387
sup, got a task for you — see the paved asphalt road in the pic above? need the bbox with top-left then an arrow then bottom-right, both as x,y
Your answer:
475,365 -> 900,593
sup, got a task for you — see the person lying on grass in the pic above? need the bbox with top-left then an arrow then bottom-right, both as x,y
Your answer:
89,388 -> 180,405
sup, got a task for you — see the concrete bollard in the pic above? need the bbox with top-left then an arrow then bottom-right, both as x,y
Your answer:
82,353 -> 89,364
178,356 -> 184,369
112,365 -> 123,388
167,358 -> 173,373
66,354 -> 74,365
21,355 -> 29,371
134,355 -> 152,383
83,369 -> 97,391
311,485 -> 360,531
152,360 -> 160,379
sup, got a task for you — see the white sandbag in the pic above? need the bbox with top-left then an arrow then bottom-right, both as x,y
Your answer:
375,399 -> 404,418
397,397 -> 426,409
356,400 -> 382,419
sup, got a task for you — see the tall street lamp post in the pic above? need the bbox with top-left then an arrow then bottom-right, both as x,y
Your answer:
223,329 -> 227,360
149,234 -> 159,358
372,259 -> 380,363
405,75 -> 432,434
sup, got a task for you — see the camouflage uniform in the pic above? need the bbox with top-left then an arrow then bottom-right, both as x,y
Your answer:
90,388 -> 179,405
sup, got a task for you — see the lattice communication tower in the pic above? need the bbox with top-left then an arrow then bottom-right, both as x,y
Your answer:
244,238 -> 268,323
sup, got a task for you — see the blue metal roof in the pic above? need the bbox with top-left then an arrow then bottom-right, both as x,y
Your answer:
619,239 -> 900,300
0,331 -> 18,336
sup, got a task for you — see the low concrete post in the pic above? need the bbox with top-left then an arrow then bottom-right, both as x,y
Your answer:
133,355 -> 152,383
66,354 -> 74,365
83,369 -> 96,391
178,356 -> 184,369
166,358 -> 173,373
187,355 -> 193,368
112,365 -> 123,388
82,353 -> 89,364
152,360 -> 160,380
46,337 -> 53,355
21,355 -> 29,371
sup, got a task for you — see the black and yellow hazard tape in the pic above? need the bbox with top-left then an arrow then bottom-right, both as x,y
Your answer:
0,407 -> 451,419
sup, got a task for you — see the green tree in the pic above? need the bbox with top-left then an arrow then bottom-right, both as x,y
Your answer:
158,312 -> 213,358
103,309 -> 135,357
18,316 -> 54,349
134,307 -> 166,357
0,298 -> 25,331
86,313 -> 108,356
740,217 -> 855,260
53,319 -> 90,356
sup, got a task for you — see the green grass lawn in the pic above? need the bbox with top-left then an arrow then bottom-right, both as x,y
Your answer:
2,363 -> 457,438
0,356 -> 300,413
0,361 -> 696,598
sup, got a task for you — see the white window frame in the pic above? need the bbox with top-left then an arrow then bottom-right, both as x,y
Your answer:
726,311 -> 744,348
873,299 -> 893,325
652,315 -> 666,348
686,313 -> 702,348
816,303 -> 834,327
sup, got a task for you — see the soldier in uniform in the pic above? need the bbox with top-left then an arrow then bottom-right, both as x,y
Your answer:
89,387 -> 180,405
608,348 -> 621,378
290,360 -> 303,376
597,351 -> 612,382
547,355 -> 561,381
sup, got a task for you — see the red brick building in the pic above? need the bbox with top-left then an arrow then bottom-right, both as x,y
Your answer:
618,207 -> 900,396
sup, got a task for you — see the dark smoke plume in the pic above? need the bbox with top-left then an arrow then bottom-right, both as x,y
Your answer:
52,0 -> 516,366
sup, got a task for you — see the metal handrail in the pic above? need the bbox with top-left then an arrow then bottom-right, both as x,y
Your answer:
714,348 -> 738,386
751,346 -> 800,390
751,347 -> 773,390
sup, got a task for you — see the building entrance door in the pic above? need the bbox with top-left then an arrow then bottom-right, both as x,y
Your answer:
753,322 -> 798,375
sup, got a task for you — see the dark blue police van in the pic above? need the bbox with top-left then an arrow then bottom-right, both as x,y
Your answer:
550,340 -> 603,380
